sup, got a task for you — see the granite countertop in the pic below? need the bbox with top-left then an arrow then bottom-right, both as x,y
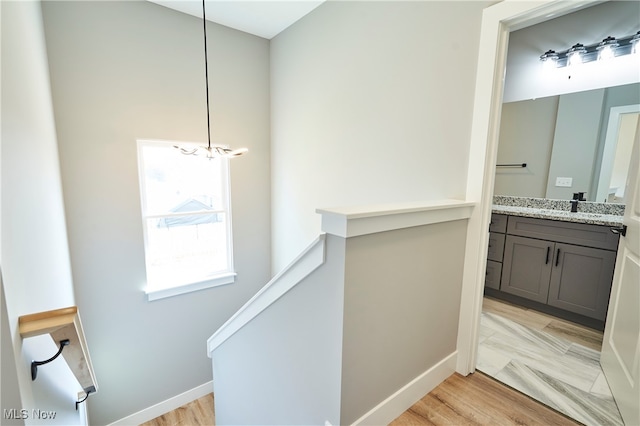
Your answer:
492,196 -> 625,227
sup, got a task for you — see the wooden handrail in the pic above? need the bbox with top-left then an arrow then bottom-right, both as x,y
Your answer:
19,306 -> 98,396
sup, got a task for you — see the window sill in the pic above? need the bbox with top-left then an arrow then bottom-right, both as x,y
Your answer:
145,273 -> 236,301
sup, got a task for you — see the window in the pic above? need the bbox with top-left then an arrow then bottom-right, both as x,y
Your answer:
137,140 -> 235,300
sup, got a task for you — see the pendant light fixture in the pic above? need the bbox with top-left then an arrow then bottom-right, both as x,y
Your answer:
175,0 -> 248,159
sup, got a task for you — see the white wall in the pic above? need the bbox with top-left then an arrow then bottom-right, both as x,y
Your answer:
1,275 -> 24,426
40,1 -> 271,424
1,1 -> 82,424
503,1 -> 640,103
270,1 -> 490,271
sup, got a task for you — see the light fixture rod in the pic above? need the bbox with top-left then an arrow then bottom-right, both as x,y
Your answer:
173,0 -> 247,159
202,0 -> 212,151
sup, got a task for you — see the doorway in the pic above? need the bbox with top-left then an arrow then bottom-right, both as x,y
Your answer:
458,0 -> 638,425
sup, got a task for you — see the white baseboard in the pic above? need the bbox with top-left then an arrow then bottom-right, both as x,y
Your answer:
351,351 -> 458,426
108,381 -> 213,426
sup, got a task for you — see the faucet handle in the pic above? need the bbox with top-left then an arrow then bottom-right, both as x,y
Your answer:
570,199 -> 579,212
578,191 -> 586,201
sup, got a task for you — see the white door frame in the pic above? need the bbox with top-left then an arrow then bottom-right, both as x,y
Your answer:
456,0 -> 600,375
595,104 -> 640,203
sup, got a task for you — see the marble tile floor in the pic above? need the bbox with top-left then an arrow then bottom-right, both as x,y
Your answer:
478,306 -> 623,426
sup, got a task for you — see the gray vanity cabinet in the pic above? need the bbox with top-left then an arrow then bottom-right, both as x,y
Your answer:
485,215 -> 619,327
489,215 -> 619,324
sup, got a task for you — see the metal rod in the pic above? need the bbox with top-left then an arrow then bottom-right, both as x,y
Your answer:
202,0 -> 211,150
496,163 -> 527,168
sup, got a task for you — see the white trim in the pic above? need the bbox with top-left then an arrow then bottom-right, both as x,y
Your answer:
595,104 -> 640,203
351,352 -> 458,426
146,272 -> 236,301
77,392 -> 89,425
317,199 -> 474,238
107,381 -> 213,426
457,0 -> 602,376
207,234 -> 326,355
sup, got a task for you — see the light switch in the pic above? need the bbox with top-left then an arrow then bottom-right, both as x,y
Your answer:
555,177 -> 573,187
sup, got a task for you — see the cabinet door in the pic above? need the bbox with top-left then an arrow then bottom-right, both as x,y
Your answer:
501,235 -> 553,303
548,243 -> 616,321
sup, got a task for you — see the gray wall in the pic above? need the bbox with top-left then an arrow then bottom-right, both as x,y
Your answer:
270,1 -> 490,272
546,89 -> 605,200
340,220 -> 467,424
40,1 -> 271,424
211,218 -> 468,425
212,235 -> 346,426
1,1 -> 82,424
494,96 -> 559,198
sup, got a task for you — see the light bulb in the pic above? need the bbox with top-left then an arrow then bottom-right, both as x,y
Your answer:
539,50 -> 558,72
596,36 -> 618,61
632,31 -> 640,55
567,43 -> 586,67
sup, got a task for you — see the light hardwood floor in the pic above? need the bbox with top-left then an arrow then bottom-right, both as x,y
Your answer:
390,372 -> 577,425
143,372 -> 578,425
141,394 -> 214,426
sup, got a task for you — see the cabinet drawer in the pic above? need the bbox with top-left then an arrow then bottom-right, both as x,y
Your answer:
490,213 -> 507,234
507,216 -> 619,251
488,232 -> 505,262
485,260 -> 502,290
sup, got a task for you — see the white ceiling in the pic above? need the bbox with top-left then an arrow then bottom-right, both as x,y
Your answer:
148,0 -> 325,39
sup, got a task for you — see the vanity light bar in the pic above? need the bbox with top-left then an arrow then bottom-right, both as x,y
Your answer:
540,31 -> 640,68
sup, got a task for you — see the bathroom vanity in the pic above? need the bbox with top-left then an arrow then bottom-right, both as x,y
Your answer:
484,196 -> 624,330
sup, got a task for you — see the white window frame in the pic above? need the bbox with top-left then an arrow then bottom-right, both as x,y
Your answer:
136,139 -> 236,301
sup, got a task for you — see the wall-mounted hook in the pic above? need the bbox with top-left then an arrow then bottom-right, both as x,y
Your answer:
76,386 -> 95,410
31,339 -> 70,381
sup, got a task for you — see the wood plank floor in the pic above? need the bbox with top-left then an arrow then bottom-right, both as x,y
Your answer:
391,372 -> 578,425
140,393 -> 214,426
143,372 -> 578,425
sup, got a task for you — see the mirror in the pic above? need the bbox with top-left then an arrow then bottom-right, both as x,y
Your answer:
494,82 -> 639,204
